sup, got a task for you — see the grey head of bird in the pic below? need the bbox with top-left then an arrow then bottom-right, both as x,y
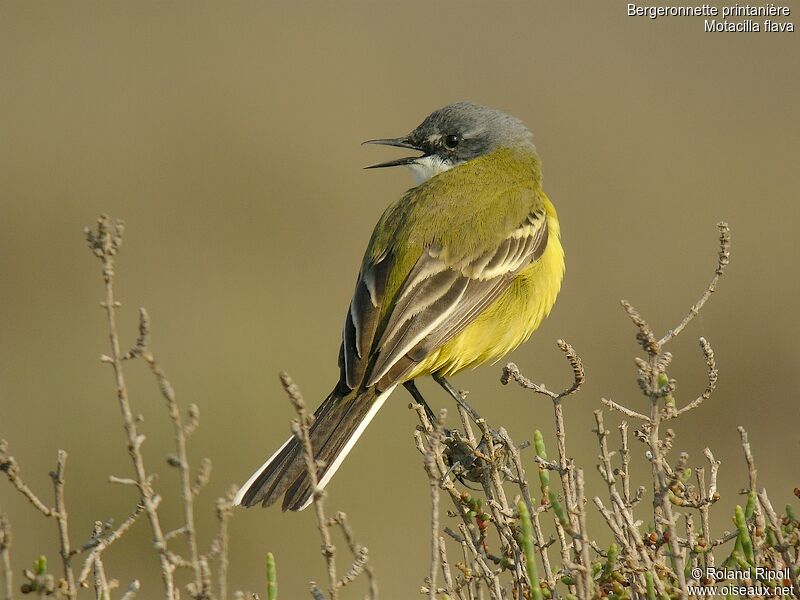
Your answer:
364,101 -> 535,185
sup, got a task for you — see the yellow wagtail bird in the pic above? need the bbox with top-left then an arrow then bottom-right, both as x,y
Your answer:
234,102 -> 565,511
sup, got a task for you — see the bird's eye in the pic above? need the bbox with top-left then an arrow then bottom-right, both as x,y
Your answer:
443,134 -> 460,149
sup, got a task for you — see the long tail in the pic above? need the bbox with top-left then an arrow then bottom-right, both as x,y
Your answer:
233,383 -> 395,511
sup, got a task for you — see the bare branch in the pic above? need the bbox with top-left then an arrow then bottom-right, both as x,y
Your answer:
120,579 -> 141,600
86,215 -> 176,598
0,513 -> 12,600
50,450 -> 77,599
671,337 -> 718,418
501,340 -> 583,401
78,503 -> 149,586
325,512 -> 376,599
423,409 -> 445,600
282,372 -> 338,600
213,486 -> 237,600
600,398 -> 649,421
659,222 -> 731,347
758,489 -> 800,590
620,299 -> 659,355
0,440 -> 54,517
133,306 -> 202,589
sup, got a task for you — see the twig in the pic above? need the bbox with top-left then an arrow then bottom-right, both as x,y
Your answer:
573,470 -> 592,597
737,426 -> 767,550
473,419 -> 527,595
458,523 -> 503,600
437,535 -> 461,600
50,450 -> 77,599
326,512 -> 376,599
0,513 -> 12,600
281,372 -> 338,600
502,340 -> 584,531
671,337 -> 717,418
554,339 -> 585,398
214,487 -> 237,600
423,410 -> 446,600
501,339 -> 584,401
78,502 -> 149,586
658,222 -> 730,347
618,422 -> 632,506
85,215 -> 176,599
594,411 -> 615,489
498,429 -> 555,589
620,300 -> 659,355
198,556 -> 212,600
0,440 -> 54,516
600,398 -> 648,421
0,443 -> 79,598
757,489 -> 800,590
410,403 -> 503,599
703,448 -> 720,501
337,547 -> 368,589
503,347 -> 586,596
129,307 -> 203,591
90,522 -> 111,600
120,580 -> 141,600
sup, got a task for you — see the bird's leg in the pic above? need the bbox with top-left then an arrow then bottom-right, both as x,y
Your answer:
404,381 -> 483,488
402,380 -> 438,424
432,373 -> 481,423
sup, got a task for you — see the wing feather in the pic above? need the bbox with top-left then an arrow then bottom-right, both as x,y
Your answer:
340,206 -> 549,392
342,253 -> 390,389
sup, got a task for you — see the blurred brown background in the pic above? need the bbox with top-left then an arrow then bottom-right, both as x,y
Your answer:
1,2 -> 798,598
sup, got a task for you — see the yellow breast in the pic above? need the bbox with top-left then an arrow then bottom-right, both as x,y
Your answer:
408,195 -> 565,379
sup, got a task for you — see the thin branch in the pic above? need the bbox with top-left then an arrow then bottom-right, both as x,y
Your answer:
0,440 -> 54,516
620,299 -> 659,355
410,403 -> 504,600
50,450 -> 77,599
326,512 -> 376,599
120,580 -> 141,600
757,489 -> 800,590
0,513 -> 11,600
0,444 -> 79,598
658,222 -> 731,347
437,535 -> 461,600
213,486 -> 237,600
554,339 -> 585,398
696,468 -> 715,577
85,215 -> 176,599
618,422 -> 632,506
737,426 -> 767,545
130,307 -> 202,591
501,339 -> 583,401
600,398 -> 648,421
78,502 -> 150,586
90,522 -> 111,600
281,372 -> 338,600
671,337 -> 718,418
573,469 -> 592,597
498,429 -> 555,589
423,410 -> 445,600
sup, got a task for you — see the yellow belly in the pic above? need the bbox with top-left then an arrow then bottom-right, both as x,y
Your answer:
407,207 -> 565,379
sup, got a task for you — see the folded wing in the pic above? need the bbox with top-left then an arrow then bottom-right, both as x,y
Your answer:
341,207 -> 549,393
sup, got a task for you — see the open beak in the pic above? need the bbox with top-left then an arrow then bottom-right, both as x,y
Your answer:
362,137 -> 425,169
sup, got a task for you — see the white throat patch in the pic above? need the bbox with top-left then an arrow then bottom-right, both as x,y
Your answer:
406,155 -> 459,185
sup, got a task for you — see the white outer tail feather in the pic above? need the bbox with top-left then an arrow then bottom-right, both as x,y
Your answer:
232,436 -> 293,506
233,385 -> 396,510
